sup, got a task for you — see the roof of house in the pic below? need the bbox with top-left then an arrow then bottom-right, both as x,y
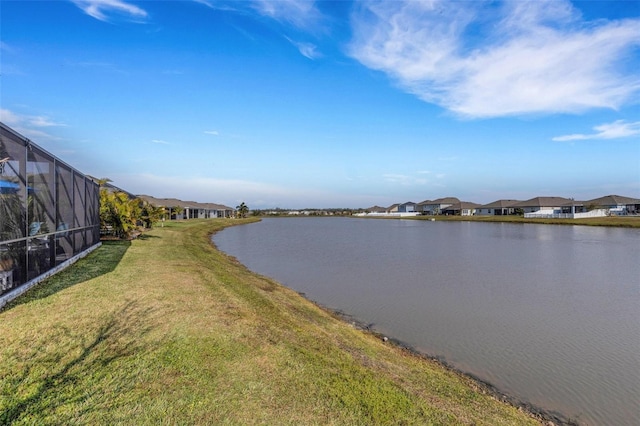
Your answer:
442,201 -> 482,211
512,196 -> 572,208
201,202 -> 235,210
138,195 -> 186,207
584,194 -> 640,206
366,205 -> 387,212
137,195 -> 234,211
478,199 -> 521,209
418,197 -> 460,205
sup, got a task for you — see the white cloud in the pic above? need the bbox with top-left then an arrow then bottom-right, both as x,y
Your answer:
383,173 -> 410,184
553,120 -> 640,141
151,139 -> 170,145
193,0 -> 214,9
28,116 -> 67,128
383,173 -> 429,186
0,109 -> 21,127
349,0 -> 640,118
252,0 -> 321,29
285,37 -> 321,60
0,41 -> 16,54
204,130 -> 219,136
71,0 -> 148,23
0,108 -> 65,140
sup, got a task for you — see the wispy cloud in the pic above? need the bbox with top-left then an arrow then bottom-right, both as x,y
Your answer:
0,108 -> 65,140
0,41 -> 17,54
383,173 -> 428,186
349,0 -> 640,118
192,0 -> 214,9
71,0 -> 148,23
252,0 -> 321,29
151,139 -> 170,145
123,172 -> 345,208
204,130 -> 219,136
285,37 -> 321,60
553,120 -> 640,141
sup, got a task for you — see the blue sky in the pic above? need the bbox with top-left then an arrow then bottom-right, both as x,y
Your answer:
2,0 -> 639,208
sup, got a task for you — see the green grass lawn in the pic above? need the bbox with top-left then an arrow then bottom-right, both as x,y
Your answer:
1,219 -> 542,425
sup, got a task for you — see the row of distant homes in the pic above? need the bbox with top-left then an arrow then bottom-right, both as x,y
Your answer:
99,181 -> 236,219
360,195 -> 640,219
137,195 -> 235,219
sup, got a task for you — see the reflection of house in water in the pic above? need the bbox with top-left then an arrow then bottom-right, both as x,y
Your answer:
0,122 -> 101,308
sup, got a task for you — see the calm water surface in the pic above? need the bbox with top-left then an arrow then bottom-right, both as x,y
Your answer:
213,218 -> 640,425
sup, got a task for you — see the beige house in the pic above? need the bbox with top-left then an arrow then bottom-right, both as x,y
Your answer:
476,199 -> 521,216
138,195 -> 234,219
584,195 -> 640,215
512,196 -> 572,214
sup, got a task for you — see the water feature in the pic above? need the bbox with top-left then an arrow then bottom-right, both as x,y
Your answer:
213,217 -> 640,425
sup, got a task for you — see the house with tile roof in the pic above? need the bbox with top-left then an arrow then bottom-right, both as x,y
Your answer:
442,201 -> 482,216
137,195 -> 234,219
417,197 -> 460,215
584,195 -> 640,215
515,196 -> 613,219
512,196 -> 573,215
364,205 -> 387,214
476,199 -> 521,216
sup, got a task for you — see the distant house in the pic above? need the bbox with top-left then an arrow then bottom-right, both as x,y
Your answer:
476,199 -> 521,216
512,196 -> 572,215
386,204 -> 400,214
396,201 -> 417,213
354,202 -> 419,217
442,201 -> 482,216
515,196 -> 612,219
417,197 -> 460,215
137,195 -> 234,219
559,200 -> 587,215
365,205 -> 387,214
138,196 -> 190,219
584,195 -> 640,215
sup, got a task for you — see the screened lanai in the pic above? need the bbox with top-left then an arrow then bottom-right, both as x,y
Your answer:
0,122 -> 100,306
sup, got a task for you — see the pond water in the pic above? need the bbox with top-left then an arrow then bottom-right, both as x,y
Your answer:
213,217 -> 640,425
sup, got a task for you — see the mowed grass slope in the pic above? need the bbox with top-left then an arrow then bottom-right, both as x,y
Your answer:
1,219 -> 540,425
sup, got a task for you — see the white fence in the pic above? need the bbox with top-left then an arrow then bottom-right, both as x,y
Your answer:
354,212 -> 421,217
524,209 -> 608,219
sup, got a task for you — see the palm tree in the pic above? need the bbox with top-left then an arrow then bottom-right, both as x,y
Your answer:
235,202 -> 249,218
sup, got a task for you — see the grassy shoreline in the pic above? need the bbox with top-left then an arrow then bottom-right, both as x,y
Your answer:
2,219 -> 553,424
